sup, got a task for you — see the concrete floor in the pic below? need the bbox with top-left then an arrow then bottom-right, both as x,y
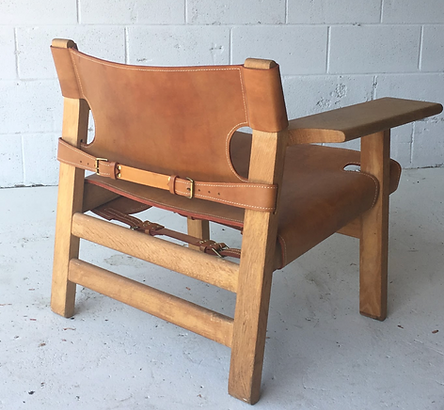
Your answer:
0,168 -> 443,410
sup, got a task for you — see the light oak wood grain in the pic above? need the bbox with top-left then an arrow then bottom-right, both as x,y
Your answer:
288,98 -> 442,144
69,259 -> 233,347
359,130 -> 390,320
51,98 -> 89,317
72,213 -> 239,293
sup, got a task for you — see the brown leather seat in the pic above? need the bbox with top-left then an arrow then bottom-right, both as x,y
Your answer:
50,38 -> 442,405
85,139 -> 401,268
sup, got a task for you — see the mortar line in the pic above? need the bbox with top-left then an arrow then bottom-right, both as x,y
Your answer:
20,134 -> 26,185
229,27 -> 233,65
326,26 -> 331,74
124,27 -> 129,64
285,0 -> 289,24
418,25 -> 424,71
410,122 -> 416,165
76,0 -> 80,23
13,27 -> 19,79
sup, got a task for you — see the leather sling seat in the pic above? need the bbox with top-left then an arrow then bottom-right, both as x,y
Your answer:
85,132 -> 401,268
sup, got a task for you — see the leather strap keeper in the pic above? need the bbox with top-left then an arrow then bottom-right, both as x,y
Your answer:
57,138 -> 277,212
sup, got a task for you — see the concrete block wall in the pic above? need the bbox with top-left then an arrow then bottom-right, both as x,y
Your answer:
1,0 -> 443,187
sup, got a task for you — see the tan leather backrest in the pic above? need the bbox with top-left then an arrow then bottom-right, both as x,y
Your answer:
51,43 -> 288,183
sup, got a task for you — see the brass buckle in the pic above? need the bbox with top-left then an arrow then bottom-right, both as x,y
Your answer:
95,158 -> 108,175
186,177 -> 194,199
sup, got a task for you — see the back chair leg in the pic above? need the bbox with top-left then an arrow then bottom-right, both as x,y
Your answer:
187,217 -> 210,251
51,167 -> 83,317
51,98 -> 89,318
359,130 -> 390,321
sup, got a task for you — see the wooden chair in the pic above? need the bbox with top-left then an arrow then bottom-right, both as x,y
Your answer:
50,38 -> 442,404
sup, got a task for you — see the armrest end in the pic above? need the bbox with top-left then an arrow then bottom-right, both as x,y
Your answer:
288,98 -> 443,145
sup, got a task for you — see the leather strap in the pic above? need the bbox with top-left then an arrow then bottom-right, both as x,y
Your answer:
58,138 -> 277,212
92,206 -> 241,259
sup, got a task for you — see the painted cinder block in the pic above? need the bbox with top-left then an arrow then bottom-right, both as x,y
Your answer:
0,135 -> 23,187
16,26 -> 126,80
79,0 -> 185,24
288,0 -> 381,24
127,26 -> 230,66
22,133 -> 59,186
0,0 -> 77,25
0,80 -> 62,134
283,75 -> 374,152
0,0 -> 443,187
390,140 -> 414,168
329,25 -> 421,74
421,26 -> 444,72
232,26 -> 328,75
282,74 -> 374,118
187,0 -> 285,25
375,73 -> 444,108
412,118 -> 444,167
375,73 -> 444,168
0,27 -> 16,80
382,0 -> 444,24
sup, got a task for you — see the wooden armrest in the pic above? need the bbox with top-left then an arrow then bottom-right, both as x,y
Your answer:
288,97 -> 443,144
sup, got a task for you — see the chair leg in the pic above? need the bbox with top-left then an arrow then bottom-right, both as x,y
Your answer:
228,211 -> 275,404
51,98 -> 89,318
359,130 -> 390,321
51,167 -> 84,317
228,129 -> 287,403
187,217 -> 210,250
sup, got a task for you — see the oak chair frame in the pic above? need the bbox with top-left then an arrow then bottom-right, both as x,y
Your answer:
51,39 -> 442,404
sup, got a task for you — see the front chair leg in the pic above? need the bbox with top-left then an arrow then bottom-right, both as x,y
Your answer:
228,211 -> 275,404
359,130 -> 390,320
228,129 -> 287,404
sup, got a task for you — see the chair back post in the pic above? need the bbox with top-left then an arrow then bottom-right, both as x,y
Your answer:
228,58 -> 289,404
51,39 -> 90,317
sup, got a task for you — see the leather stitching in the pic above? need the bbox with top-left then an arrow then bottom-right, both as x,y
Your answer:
226,122 -> 249,183
178,182 -> 276,190
74,49 -> 250,185
357,171 -> 380,208
70,50 -> 85,97
60,157 -> 113,177
342,163 -> 380,208
174,188 -> 274,211
73,50 -> 243,74
86,180 -> 244,226
225,69 -> 250,182
59,141 -> 114,177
